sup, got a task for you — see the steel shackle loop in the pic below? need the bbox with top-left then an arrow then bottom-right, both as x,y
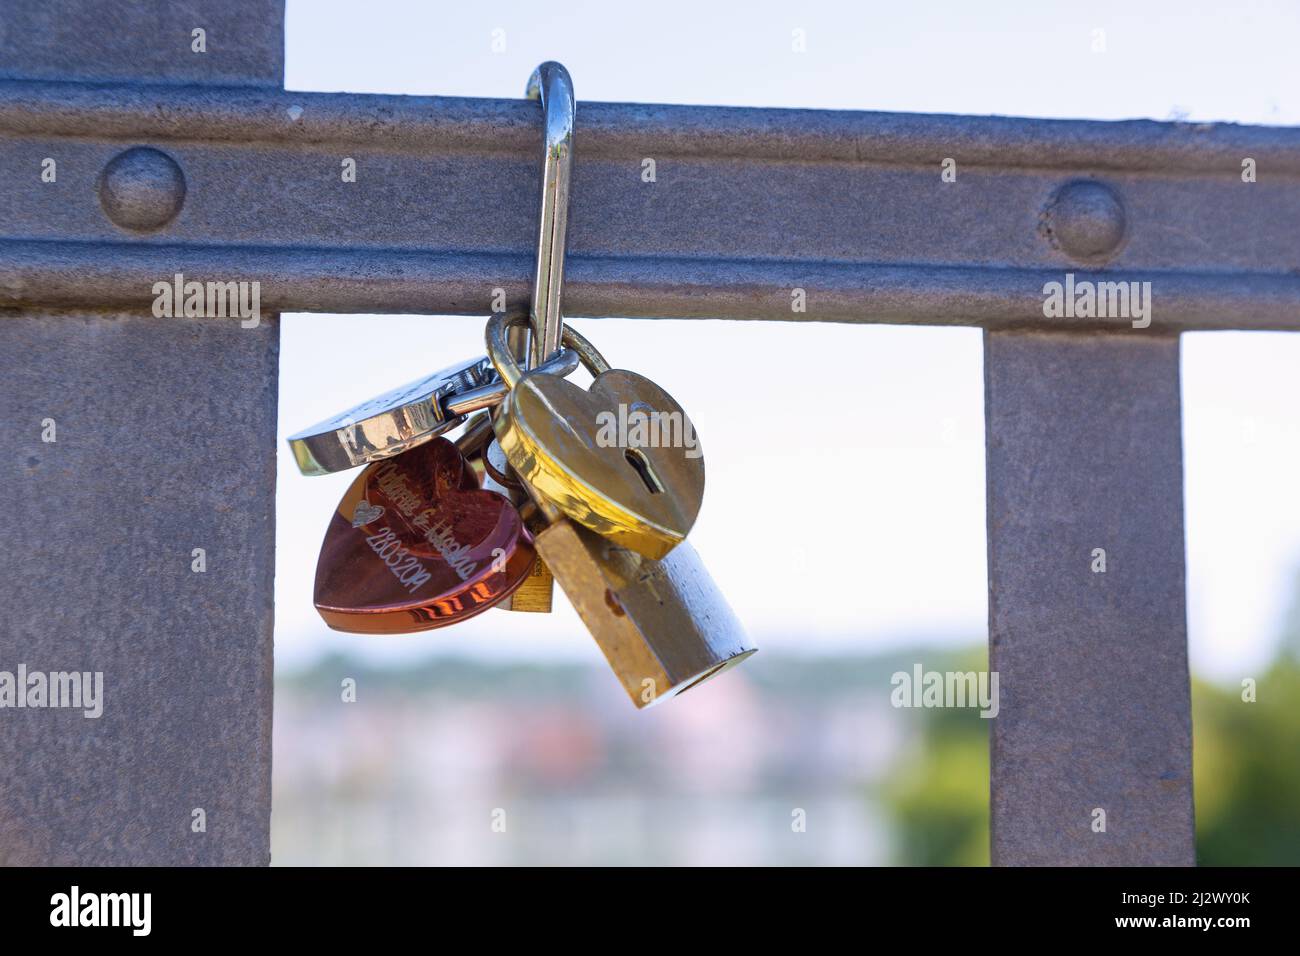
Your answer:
441,346 -> 579,417
525,61 -> 576,369
486,312 -> 610,390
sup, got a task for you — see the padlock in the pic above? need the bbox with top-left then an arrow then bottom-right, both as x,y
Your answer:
452,418 -> 554,612
485,313 -> 754,706
487,312 -> 705,560
480,438 -> 554,613
291,57 -> 751,703
313,435 -> 537,633
492,536 -> 555,613
531,492 -> 754,708
453,411 -> 496,487
288,355 -> 493,477
287,348 -> 578,477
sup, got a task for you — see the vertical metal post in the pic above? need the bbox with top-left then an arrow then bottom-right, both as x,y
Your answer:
984,330 -> 1196,865
0,0 -> 282,865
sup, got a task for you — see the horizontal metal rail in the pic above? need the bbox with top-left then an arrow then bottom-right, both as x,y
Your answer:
3,80 -> 1298,329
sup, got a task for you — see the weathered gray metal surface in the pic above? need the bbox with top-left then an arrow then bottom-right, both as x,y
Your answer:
985,330 -> 1195,866
0,1 -> 284,88
0,0 -> 1290,870
0,0 -> 280,865
1,79 -> 1298,328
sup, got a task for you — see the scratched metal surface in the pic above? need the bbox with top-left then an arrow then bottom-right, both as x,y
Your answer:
1,59 -> 1298,328
0,0 -> 280,865
1,0 -> 1291,868
985,331 -> 1195,865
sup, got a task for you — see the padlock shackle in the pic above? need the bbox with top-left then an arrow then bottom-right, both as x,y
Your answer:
486,311 -> 610,390
525,61 -> 576,369
442,345 -> 579,417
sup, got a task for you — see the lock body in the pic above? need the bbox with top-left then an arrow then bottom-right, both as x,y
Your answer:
495,369 -> 704,560
498,552 -> 556,613
535,518 -> 755,707
289,356 -> 493,476
481,453 -> 556,614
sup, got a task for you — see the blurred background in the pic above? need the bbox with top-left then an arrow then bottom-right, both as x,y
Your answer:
271,0 -> 1300,865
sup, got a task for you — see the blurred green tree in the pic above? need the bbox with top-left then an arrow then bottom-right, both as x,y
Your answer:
1193,564 -> 1300,866
881,569 -> 1300,866
879,649 -> 990,866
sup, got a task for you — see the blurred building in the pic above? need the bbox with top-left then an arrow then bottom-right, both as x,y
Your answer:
272,653 -> 917,865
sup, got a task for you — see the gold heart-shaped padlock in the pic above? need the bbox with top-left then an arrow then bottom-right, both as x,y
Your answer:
487,313 -> 704,560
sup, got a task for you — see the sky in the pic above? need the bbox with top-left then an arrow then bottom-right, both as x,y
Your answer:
274,0 -> 1300,682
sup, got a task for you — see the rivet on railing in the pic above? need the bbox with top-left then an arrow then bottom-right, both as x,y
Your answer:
1042,179 -> 1126,262
98,146 -> 186,231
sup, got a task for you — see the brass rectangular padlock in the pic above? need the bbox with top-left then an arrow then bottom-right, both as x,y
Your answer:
535,517 -> 756,708
480,465 -> 556,613
476,431 -> 555,614
499,554 -> 555,613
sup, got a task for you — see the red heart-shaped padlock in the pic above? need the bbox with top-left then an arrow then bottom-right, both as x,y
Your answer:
313,437 -> 536,633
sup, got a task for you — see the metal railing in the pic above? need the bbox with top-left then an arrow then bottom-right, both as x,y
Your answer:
3,0 -> 1297,865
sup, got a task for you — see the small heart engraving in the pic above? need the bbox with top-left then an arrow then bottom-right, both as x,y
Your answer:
352,500 -> 385,528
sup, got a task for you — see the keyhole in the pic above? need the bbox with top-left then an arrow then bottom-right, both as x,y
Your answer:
624,449 -> 663,495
